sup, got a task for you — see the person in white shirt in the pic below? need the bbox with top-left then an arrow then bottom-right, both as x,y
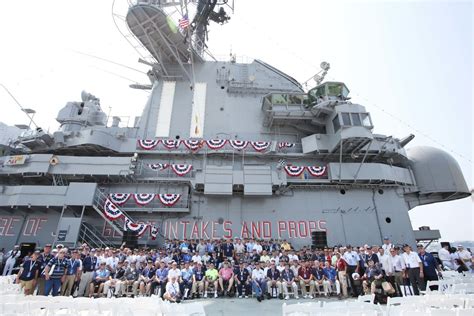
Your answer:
168,261 -> 182,280
191,252 -> 202,264
342,245 -> 360,297
401,244 -> 424,295
388,247 -> 405,296
163,275 -> 181,303
381,237 -> 394,253
457,245 -> 472,270
288,251 -> 299,262
251,262 -> 267,302
253,242 -> 263,255
438,244 -> 453,270
2,245 -> 20,276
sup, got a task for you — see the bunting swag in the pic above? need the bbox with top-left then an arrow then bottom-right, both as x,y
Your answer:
157,194 -> 181,206
307,165 -> 327,177
148,163 -> 169,171
183,139 -> 203,151
138,139 -> 160,150
171,164 -> 193,176
206,139 -> 227,150
108,193 -> 131,206
162,139 -> 180,149
133,193 -> 156,206
229,140 -> 248,151
278,142 -> 295,149
124,218 -> 149,237
284,165 -> 305,177
150,225 -> 159,240
251,141 -> 271,152
103,199 -> 123,220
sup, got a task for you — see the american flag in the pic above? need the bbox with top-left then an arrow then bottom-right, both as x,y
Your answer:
179,14 -> 189,30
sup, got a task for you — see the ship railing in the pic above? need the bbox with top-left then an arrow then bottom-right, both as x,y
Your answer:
78,222 -> 115,249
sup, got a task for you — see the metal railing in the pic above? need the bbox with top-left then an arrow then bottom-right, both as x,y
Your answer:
78,222 -> 116,249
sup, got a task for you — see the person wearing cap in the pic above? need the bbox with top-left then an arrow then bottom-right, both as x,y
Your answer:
234,261 -> 251,298
218,261 -> 234,297
89,262 -> 110,297
77,248 -> 98,297
417,245 -> 442,291
36,244 -> 53,295
191,262 -> 205,298
44,249 -> 69,296
121,261 -> 139,296
297,261 -> 314,299
382,237 -> 394,253
164,275 -> 181,303
402,244 -> 424,295
16,251 -> 41,295
180,261 -> 194,299
266,261 -> 282,299
251,261 -> 267,302
61,250 -> 82,296
281,263 -> 298,300
204,262 -> 219,298
2,245 -> 20,276
342,245 -> 360,297
361,259 -> 384,295
138,260 -> 155,296
104,260 -> 126,297
151,261 -> 168,297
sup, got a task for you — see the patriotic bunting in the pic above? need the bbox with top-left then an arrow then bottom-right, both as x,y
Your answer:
138,139 -> 160,150
157,194 -> 181,207
229,140 -> 249,151
284,165 -> 305,177
278,142 -> 295,149
109,193 -> 131,206
103,199 -> 124,220
150,225 -> 159,240
171,164 -> 193,176
251,141 -> 271,152
124,218 -> 149,237
206,139 -> 227,150
133,193 -> 155,206
307,165 -> 327,177
162,139 -> 180,149
183,139 -> 203,151
148,163 -> 169,171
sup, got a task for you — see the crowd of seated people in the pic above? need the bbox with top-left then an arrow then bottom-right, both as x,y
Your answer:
5,237 -> 473,303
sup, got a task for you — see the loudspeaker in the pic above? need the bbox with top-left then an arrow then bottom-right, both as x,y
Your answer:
122,231 -> 138,249
311,231 -> 327,249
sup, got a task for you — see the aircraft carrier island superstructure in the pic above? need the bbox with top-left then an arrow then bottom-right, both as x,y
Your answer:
0,0 -> 470,250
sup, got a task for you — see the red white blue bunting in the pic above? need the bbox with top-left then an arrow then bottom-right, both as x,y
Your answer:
206,139 -> 227,150
138,139 -> 160,150
307,165 -> 327,177
278,142 -> 295,149
229,140 -> 248,151
251,141 -> 271,152
109,193 -> 131,206
150,225 -> 159,240
284,165 -> 305,177
171,164 -> 193,176
162,139 -> 180,149
103,199 -> 124,220
148,163 -> 169,171
157,194 -> 181,206
133,193 -> 155,206
183,139 -> 203,151
124,218 -> 149,237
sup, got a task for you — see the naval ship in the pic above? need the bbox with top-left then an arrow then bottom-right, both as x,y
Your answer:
0,0 -> 470,252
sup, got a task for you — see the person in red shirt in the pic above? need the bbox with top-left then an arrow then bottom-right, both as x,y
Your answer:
335,252 -> 348,297
298,261 -> 315,298
218,261 -> 234,297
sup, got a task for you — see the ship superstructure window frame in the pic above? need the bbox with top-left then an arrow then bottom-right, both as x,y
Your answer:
332,112 -> 373,132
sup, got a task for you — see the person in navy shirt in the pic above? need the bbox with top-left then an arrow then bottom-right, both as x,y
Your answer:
223,240 -> 235,260
151,261 -> 168,297
417,245 -> 442,290
16,251 -> 41,295
192,262 -> 206,298
234,261 -> 251,298
61,250 -> 82,296
44,249 -> 69,296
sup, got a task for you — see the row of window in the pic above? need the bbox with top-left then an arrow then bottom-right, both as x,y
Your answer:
333,112 -> 372,132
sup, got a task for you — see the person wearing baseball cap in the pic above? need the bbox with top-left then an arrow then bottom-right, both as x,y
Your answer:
2,245 -> 20,276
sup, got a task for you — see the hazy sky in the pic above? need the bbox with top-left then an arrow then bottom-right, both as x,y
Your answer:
0,0 -> 472,240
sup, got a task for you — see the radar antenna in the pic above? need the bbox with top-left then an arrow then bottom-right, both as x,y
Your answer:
303,62 -> 331,89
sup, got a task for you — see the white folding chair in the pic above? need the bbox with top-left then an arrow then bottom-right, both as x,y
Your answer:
357,294 -> 375,304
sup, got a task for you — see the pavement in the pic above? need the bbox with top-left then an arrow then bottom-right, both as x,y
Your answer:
183,296 -> 342,316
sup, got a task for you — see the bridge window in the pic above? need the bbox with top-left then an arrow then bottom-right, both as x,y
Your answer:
351,113 -> 362,126
271,94 -> 287,105
332,115 -> 341,132
341,113 -> 351,126
361,113 -> 372,127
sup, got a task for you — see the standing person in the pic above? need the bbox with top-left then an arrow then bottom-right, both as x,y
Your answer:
417,245 -> 442,291
335,252 -> 348,298
389,247 -> 405,296
61,250 -> 82,296
438,244 -> 453,270
343,245 -> 360,297
44,249 -> 69,296
37,244 -> 53,295
402,244 -> 424,295
2,245 -> 20,276
382,237 -> 394,253
223,240 -> 235,261
251,261 -> 266,302
78,248 -> 98,297
16,251 -> 41,295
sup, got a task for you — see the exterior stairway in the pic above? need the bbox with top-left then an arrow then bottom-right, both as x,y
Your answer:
78,222 -> 116,249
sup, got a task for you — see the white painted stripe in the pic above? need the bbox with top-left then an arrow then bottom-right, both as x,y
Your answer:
189,82 -> 207,138
155,81 -> 176,137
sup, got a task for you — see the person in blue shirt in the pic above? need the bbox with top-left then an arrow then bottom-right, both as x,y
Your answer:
322,261 -> 340,296
16,251 -> 41,295
44,249 -> 69,296
180,261 -> 194,299
311,260 -> 325,296
138,260 -> 155,296
417,245 -> 442,291
181,251 -> 192,263
89,262 -> 110,297
281,263 -> 298,300
61,250 -> 82,296
151,261 -> 168,297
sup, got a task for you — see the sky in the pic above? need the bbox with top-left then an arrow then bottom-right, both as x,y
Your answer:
0,0 -> 472,241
